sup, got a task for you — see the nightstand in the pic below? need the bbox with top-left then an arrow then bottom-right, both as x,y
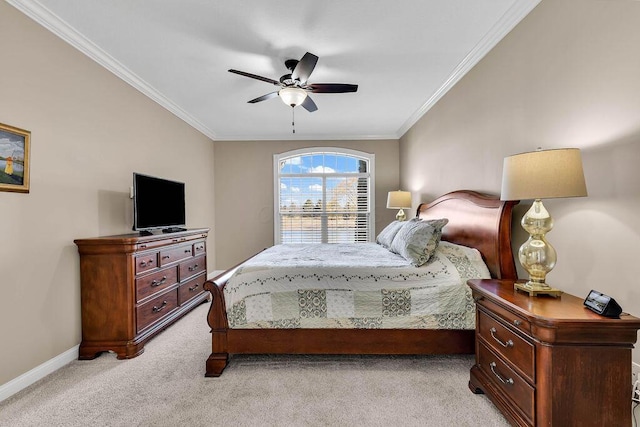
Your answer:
467,279 -> 640,427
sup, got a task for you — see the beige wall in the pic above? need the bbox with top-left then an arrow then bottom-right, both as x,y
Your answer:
0,2 -> 215,385
213,139 -> 399,268
400,0 -> 640,364
4,0 -> 638,390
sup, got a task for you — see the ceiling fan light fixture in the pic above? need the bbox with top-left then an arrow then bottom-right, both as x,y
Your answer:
279,87 -> 307,107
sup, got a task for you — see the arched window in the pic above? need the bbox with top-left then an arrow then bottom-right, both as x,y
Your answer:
274,148 -> 375,244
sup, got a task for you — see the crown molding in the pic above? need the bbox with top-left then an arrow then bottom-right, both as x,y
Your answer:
6,0 -> 218,140
396,0 -> 541,139
8,0 -> 539,142
214,132 -> 399,142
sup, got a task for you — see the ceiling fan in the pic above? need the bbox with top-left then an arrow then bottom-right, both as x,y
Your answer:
228,52 -> 358,113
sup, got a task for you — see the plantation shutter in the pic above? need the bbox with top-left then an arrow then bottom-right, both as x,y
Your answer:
275,149 -> 374,244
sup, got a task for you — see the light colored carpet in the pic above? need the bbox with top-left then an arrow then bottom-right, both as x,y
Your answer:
0,303 -> 508,426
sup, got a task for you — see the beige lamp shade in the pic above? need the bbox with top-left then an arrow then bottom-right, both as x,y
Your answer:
501,148 -> 587,201
387,191 -> 412,209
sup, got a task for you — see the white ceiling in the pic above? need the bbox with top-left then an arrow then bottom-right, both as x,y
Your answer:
9,0 -> 539,141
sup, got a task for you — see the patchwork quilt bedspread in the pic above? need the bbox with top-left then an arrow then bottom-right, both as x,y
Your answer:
224,241 -> 491,330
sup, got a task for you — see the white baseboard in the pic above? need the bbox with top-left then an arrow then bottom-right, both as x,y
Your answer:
0,345 -> 79,403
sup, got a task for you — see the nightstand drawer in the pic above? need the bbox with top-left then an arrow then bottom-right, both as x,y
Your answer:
478,342 -> 534,424
476,296 -> 531,335
477,309 -> 535,382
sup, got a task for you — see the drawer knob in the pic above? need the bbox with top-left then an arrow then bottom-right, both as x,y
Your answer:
513,319 -> 522,326
490,362 -> 514,385
188,264 -> 199,272
152,300 -> 168,313
490,327 -> 514,348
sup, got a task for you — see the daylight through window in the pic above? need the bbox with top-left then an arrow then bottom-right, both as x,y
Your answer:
274,148 -> 375,244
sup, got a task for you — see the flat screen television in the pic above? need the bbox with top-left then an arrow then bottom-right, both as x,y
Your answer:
133,173 -> 186,234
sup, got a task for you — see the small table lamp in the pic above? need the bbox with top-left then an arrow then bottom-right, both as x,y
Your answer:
387,190 -> 412,221
501,148 -> 587,297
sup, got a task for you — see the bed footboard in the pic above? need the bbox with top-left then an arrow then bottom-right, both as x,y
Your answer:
204,273 -> 231,377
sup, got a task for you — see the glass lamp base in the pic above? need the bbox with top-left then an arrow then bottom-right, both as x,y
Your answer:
514,281 -> 562,297
395,208 -> 407,221
517,199 -> 562,298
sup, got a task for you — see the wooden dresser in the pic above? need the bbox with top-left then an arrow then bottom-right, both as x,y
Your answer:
75,228 -> 209,360
467,279 -> 640,427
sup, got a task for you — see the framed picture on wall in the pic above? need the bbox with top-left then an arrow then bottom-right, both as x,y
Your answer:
0,122 -> 31,193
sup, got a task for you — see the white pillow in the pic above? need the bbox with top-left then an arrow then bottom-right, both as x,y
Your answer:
375,220 -> 405,249
389,218 -> 449,266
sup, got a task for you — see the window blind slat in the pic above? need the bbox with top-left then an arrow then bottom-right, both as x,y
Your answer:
277,150 -> 373,244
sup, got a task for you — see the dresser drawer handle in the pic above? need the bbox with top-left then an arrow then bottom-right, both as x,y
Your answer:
150,276 -> 167,287
139,259 -> 154,268
490,327 -> 514,348
188,264 -> 199,272
513,319 -> 522,326
188,284 -> 200,292
162,255 -> 170,260
152,301 -> 168,313
185,249 -> 191,253
490,362 -> 514,385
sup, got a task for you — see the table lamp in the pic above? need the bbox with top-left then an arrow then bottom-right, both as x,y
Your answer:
501,148 -> 587,297
387,191 -> 412,221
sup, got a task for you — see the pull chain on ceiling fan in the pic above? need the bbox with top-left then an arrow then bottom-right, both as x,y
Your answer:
229,52 -> 358,133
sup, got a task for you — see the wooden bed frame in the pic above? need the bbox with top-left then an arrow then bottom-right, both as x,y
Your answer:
204,190 -> 518,376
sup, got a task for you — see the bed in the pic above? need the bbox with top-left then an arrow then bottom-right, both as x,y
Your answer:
204,190 -> 518,376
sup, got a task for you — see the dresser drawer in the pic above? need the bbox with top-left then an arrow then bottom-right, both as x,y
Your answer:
179,256 -> 205,281
178,273 -> 206,305
477,309 -> 535,382
159,243 -> 193,266
193,241 -> 206,256
478,342 -> 534,424
136,290 -> 178,332
135,266 -> 178,302
476,296 -> 531,335
134,252 -> 158,275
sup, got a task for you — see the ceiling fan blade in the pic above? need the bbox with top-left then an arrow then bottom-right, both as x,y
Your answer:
309,83 -> 358,93
228,69 -> 280,86
301,95 -> 318,112
248,92 -> 279,103
291,52 -> 318,84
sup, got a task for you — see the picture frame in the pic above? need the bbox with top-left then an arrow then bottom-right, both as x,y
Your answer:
0,122 -> 31,193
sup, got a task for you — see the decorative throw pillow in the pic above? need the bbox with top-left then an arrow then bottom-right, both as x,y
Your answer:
389,218 -> 449,266
376,220 -> 405,249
